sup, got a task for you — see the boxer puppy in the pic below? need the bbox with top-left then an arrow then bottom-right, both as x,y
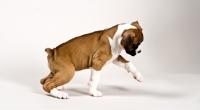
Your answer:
40,21 -> 144,99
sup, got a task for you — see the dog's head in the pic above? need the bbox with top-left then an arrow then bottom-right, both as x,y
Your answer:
121,21 -> 143,56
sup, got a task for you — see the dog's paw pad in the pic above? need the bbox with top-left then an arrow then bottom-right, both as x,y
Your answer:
89,90 -> 103,97
133,72 -> 143,82
56,85 -> 64,91
50,88 -> 69,99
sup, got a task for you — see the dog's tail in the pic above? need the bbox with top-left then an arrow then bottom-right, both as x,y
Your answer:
45,48 -> 53,55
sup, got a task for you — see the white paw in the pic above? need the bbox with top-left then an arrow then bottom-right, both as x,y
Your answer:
133,72 -> 143,82
56,85 -> 64,91
89,88 -> 103,97
50,88 -> 69,99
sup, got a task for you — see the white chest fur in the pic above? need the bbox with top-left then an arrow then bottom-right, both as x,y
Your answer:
105,23 -> 136,66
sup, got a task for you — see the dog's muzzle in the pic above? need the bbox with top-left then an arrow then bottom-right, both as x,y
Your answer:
125,45 -> 141,56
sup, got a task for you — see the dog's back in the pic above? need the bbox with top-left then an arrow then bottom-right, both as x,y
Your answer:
45,30 -> 111,72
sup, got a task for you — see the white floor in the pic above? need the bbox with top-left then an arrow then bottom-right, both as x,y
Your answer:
0,70 -> 200,110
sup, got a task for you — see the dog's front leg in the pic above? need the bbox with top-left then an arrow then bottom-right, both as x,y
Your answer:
112,55 -> 143,82
88,68 -> 103,97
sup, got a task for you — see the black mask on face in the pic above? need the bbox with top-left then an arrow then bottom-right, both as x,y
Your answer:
125,43 -> 140,56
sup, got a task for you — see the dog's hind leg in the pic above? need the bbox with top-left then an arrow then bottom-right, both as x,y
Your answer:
56,85 -> 64,90
40,72 -> 64,90
42,64 -> 75,99
40,72 -> 54,85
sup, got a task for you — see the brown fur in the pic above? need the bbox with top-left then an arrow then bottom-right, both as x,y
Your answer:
106,25 -> 118,39
131,21 -> 143,30
40,21 -> 143,93
41,29 -> 116,93
117,55 -> 129,63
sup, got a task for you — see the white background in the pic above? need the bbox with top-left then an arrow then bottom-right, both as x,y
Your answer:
0,0 -> 200,110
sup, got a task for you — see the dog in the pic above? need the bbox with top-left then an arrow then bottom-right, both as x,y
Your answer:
40,21 -> 144,99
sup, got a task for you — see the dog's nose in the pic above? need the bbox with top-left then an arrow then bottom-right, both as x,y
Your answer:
138,50 -> 141,53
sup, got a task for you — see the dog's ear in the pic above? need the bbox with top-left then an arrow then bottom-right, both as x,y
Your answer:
131,21 -> 139,25
131,21 -> 143,31
121,29 -> 135,50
